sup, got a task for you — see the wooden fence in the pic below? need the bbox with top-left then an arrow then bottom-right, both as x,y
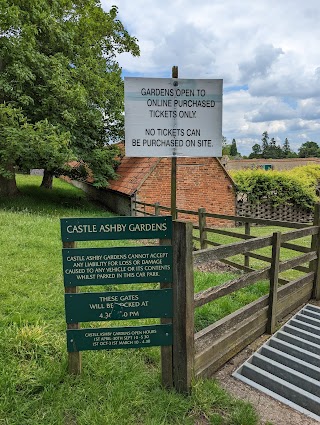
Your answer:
132,200 -> 320,381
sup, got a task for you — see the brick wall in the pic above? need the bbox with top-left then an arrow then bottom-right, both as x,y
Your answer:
226,158 -> 320,171
136,157 -> 236,226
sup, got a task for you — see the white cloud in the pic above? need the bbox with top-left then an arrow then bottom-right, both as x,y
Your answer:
249,66 -> 320,100
239,44 -> 284,82
103,0 -> 320,155
151,23 -> 218,78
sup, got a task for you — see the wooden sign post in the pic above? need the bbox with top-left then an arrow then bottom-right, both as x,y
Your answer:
171,65 -> 178,220
172,220 -> 194,393
60,215 -> 194,394
63,240 -> 81,375
61,216 -> 173,377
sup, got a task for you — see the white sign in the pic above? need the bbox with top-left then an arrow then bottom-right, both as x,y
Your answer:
124,77 -> 222,157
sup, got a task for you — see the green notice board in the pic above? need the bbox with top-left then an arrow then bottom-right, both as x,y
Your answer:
62,245 -> 172,286
61,215 -> 174,354
61,216 -> 172,242
65,289 -> 172,323
67,324 -> 172,352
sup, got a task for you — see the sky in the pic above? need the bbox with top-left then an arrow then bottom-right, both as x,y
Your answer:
101,0 -> 320,156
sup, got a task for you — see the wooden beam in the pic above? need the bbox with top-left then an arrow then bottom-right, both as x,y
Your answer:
281,242 -> 312,253
194,267 -> 270,308
63,241 -> 81,375
244,221 -> 251,267
267,232 -> 281,334
171,65 -> 178,220
195,308 -> 268,378
160,237 -> 173,389
311,203 -> 320,299
194,272 -> 314,377
207,227 -> 256,240
278,251 -> 317,273
198,208 -> 208,250
172,221 -> 194,394
194,271 -> 314,352
280,226 -> 319,242
204,213 -> 310,228
193,234 -> 273,261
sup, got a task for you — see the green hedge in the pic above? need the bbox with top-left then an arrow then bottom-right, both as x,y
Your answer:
231,165 -> 320,211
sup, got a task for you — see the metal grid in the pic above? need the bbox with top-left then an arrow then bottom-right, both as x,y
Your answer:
233,304 -> 320,422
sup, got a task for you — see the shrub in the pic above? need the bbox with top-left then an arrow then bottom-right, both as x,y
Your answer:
231,165 -> 320,211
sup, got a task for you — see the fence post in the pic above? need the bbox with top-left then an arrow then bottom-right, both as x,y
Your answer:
155,202 -> 160,216
198,208 -> 207,250
244,221 -> 250,267
172,220 -> 194,394
311,203 -> 320,299
267,232 -> 281,334
63,241 -> 82,375
160,235 -> 173,389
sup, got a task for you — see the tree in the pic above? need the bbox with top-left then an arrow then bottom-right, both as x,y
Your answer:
283,138 -> 290,156
298,141 -> 320,158
282,137 -> 298,158
257,132 -> 286,159
0,0 -> 139,194
222,136 -> 230,155
266,137 -> 284,158
267,137 -> 276,158
269,137 -> 276,148
0,104 -> 72,195
249,143 -> 262,158
261,131 -> 269,158
0,105 -> 29,196
230,138 -> 238,157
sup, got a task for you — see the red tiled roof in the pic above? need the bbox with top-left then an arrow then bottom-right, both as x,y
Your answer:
108,157 -> 160,196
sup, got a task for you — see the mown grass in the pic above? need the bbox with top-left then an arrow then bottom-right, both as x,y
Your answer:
194,271 -> 269,332
201,224 -> 311,279
193,220 -> 313,331
0,175 -> 259,425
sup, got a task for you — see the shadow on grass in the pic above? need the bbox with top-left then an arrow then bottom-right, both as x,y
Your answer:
0,175 -> 111,217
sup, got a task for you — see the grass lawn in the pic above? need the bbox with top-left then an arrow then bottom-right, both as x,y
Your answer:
193,220 -> 313,332
0,175 -> 259,425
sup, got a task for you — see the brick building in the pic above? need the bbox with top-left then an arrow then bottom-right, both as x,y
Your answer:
70,156 -> 236,227
67,153 -> 236,226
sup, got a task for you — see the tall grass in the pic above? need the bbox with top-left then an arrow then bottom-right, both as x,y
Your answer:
0,175 -> 259,425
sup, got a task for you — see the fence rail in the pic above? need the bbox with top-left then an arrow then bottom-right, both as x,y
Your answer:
192,206 -> 320,377
194,271 -> 315,377
132,199 -> 320,378
133,200 -> 314,273
132,200 -> 311,228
